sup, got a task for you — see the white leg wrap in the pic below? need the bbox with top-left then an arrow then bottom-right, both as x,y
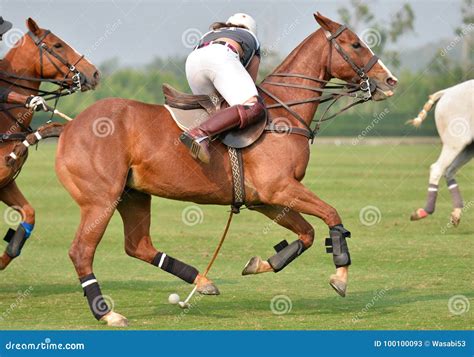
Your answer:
34,131 -> 42,140
22,140 -> 30,147
9,152 -> 17,160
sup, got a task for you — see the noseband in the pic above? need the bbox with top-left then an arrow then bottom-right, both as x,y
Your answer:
259,25 -> 380,141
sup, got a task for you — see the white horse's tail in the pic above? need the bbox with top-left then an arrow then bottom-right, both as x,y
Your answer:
406,90 -> 446,127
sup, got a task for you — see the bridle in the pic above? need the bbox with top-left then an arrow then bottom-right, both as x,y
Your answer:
0,29 -> 87,132
259,25 -> 379,141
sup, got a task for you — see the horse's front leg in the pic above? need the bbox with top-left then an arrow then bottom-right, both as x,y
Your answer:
0,181 -> 35,270
258,179 -> 350,297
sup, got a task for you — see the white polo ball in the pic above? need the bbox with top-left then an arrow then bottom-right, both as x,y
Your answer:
168,293 -> 180,305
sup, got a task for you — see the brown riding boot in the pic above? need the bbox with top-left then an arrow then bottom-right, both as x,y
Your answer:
179,102 -> 265,164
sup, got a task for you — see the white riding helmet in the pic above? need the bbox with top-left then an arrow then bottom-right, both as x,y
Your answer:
226,13 -> 257,36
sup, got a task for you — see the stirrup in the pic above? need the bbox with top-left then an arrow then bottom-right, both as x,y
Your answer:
179,132 -> 210,164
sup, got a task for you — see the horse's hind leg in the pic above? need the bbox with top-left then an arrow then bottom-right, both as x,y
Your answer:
444,142 -> 474,226
117,188 -> 219,295
69,203 -> 129,327
0,181 -> 35,270
411,144 -> 466,221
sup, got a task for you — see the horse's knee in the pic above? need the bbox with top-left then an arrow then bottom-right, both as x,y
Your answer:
326,208 -> 341,227
19,204 -> 35,224
300,228 -> 315,248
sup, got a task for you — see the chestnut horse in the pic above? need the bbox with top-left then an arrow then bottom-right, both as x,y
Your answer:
0,18 -> 99,269
55,13 -> 397,326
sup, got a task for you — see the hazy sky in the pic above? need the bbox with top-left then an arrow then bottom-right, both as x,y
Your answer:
0,0 -> 464,66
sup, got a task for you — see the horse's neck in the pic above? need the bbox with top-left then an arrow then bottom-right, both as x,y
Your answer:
262,30 -> 330,125
2,45 -> 41,95
0,44 -> 40,133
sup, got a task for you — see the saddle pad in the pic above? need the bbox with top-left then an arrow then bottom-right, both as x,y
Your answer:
164,104 -> 267,149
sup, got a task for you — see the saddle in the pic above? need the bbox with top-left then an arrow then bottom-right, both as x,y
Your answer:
162,83 -> 266,149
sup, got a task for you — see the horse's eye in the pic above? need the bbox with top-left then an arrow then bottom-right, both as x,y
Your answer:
352,42 -> 361,49
53,43 -> 63,48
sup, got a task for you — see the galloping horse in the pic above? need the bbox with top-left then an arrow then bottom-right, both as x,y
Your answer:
409,80 -> 473,225
55,13 -> 397,326
0,18 -> 99,269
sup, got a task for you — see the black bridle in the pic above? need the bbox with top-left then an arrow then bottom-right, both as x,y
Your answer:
0,29 -> 86,133
259,25 -> 380,141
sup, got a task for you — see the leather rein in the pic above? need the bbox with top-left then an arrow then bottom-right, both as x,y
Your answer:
259,25 -> 379,141
0,30 -> 86,133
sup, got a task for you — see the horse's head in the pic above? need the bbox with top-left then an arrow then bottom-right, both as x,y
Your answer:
24,18 -> 99,91
314,13 -> 398,101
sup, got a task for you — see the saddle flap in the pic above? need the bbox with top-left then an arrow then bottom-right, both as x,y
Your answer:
164,105 -> 267,149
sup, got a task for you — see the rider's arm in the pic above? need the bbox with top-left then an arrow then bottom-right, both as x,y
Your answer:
0,88 -> 47,110
6,90 -> 29,105
247,55 -> 260,82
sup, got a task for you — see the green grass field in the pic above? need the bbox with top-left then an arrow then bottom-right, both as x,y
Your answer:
0,142 -> 472,330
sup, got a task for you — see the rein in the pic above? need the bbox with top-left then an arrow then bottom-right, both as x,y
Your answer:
259,25 -> 379,141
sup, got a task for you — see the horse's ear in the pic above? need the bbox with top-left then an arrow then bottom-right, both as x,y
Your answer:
313,12 -> 334,31
26,18 -> 41,35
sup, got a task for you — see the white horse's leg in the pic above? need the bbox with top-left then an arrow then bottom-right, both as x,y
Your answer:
444,143 -> 474,226
411,144 -> 466,221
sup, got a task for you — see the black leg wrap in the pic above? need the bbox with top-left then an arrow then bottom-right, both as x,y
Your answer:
267,240 -> 306,272
325,224 -> 351,268
79,273 -> 111,320
152,252 -> 198,284
4,225 -> 27,258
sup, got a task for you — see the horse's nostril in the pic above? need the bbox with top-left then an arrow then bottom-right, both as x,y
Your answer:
386,77 -> 398,87
93,71 -> 100,80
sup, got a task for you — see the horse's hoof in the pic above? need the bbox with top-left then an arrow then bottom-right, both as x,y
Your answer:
100,311 -> 128,327
329,274 -> 347,297
242,256 -> 263,275
197,282 -> 220,295
450,208 -> 462,227
410,208 -> 428,221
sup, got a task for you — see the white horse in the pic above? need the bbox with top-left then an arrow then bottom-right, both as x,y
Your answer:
409,79 -> 473,226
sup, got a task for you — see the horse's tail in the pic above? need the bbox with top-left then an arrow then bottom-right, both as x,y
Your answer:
406,89 -> 446,127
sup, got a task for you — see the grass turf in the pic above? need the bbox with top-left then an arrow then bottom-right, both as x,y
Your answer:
0,142 -> 472,330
